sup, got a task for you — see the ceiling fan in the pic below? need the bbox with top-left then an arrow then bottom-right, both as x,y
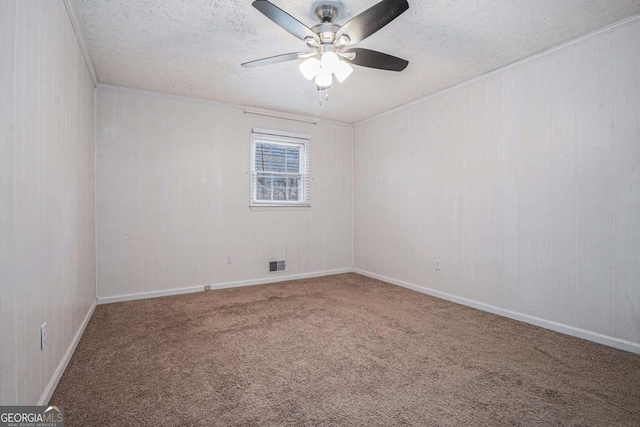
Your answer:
242,0 -> 410,103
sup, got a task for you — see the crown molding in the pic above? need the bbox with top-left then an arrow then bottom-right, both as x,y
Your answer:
63,0 -> 98,86
244,108 -> 319,125
96,84 -> 352,128
353,12 -> 640,127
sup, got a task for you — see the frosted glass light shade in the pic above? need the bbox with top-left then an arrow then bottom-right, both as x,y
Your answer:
320,51 -> 340,72
334,60 -> 353,83
314,66 -> 332,87
299,57 -> 320,80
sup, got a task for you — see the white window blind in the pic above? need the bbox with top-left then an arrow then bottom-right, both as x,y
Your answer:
251,129 -> 310,206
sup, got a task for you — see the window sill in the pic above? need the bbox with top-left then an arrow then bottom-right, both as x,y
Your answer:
249,204 -> 311,212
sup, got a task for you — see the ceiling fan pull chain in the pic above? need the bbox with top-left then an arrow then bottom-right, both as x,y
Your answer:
317,86 -> 330,106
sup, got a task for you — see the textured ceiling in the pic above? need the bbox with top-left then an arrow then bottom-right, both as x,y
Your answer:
73,0 -> 640,123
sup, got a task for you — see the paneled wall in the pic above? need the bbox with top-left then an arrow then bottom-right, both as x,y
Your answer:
96,87 -> 353,300
354,19 -> 640,349
0,0 -> 96,404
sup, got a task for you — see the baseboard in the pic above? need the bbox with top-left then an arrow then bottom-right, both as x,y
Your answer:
98,284 -> 205,305
39,299 -> 97,405
97,268 -> 354,305
354,268 -> 640,355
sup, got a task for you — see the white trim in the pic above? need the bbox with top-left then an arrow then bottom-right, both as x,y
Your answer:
354,269 -> 640,355
350,126 -> 355,269
98,285 -> 204,305
60,11 -> 640,127
249,204 -> 310,211
96,84 -> 352,128
39,300 -> 97,405
245,109 -> 318,125
97,268 -> 354,305
93,87 -> 98,304
251,130 -> 310,207
353,13 -> 640,127
63,0 -> 98,86
252,128 -> 310,140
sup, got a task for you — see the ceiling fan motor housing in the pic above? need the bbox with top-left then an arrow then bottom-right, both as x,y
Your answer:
312,5 -> 341,44
315,4 -> 339,23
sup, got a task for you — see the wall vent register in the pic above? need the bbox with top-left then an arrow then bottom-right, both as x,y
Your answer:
269,260 -> 286,273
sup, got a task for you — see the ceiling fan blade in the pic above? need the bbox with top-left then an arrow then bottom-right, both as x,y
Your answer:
252,0 -> 318,41
344,48 -> 408,71
335,0 -> 409,44
241,52 -> 305,68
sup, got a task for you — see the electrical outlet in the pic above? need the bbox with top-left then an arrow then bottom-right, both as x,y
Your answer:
40,322 -> 47,350
204,285 -> 211,291
225,256 -> 232,265
435,259 -> 441,270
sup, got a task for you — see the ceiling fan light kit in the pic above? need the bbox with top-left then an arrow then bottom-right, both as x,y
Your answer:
334,60 -> 354,83
242,0 -> 410,105
299,57 -> 320,80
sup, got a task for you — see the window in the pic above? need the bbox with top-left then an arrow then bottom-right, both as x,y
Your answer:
250,128 -> 310,207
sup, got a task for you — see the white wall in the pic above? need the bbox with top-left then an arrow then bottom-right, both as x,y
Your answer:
354,19 -> 640,351
95,87 -> 353,301
0,0 -> 96,404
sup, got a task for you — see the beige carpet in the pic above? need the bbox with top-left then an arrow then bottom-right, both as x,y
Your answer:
51,273 -> 640,426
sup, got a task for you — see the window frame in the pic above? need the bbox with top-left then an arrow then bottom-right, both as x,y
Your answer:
250,128 -> 311,208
